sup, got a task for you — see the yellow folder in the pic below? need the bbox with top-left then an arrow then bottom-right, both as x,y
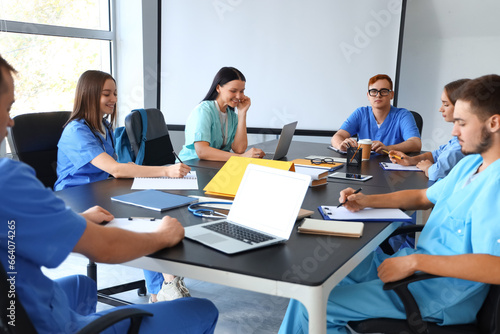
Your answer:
203,156 -> 295,198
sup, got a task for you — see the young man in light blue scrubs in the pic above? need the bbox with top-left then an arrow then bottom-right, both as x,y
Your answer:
331,74 -> 422,154
0,55 -> 218,334
280,74 -> 500,333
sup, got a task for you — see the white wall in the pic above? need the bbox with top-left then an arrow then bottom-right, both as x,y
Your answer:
115,0 -> 144,126
398,0 -> 500,151
160,0 -> 403,132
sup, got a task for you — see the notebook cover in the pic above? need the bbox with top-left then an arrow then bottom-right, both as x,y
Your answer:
298,218 -> 364,238
203,157 -> 295,198
111,189 -> 197,211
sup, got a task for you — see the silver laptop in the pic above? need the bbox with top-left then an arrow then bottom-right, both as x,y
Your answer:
184,164 -> 310,254
264,121 -> 298,160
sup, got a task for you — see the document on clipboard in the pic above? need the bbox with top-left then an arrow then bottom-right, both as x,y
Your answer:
318,206 -> 412,222
379,162 -> 422,172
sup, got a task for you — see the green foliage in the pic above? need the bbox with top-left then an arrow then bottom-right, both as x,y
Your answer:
0,0 -> 110,116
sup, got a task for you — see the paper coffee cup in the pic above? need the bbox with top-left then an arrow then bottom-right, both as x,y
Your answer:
358,139 -> 372,160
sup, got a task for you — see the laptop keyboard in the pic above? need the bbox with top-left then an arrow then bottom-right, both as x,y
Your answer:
202,221 -> 275,245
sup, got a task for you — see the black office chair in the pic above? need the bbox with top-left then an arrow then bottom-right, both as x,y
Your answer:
7,111 -> 146,306
410,110 -> 423,136
124,108 -> 176,166
348,226 -> 500,334
0,263 -> 152,334
7,111 -> 71,188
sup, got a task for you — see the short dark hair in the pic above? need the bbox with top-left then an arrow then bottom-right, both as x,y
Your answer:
0,54 -> 17,94
456,74 -> 500,120
444,78 -> 470,106
202,67 -> 246,102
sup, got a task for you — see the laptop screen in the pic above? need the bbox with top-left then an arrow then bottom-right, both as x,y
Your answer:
227,164 -> 310,239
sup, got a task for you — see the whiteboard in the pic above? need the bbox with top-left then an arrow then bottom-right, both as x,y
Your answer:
160,0 -> 403,132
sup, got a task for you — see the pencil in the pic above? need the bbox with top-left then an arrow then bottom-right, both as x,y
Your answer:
382,149 -> 403,160
349,145 -> 361,163
172,150 -> 184,164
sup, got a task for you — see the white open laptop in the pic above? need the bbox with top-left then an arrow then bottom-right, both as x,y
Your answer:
264,121 -> 298,160
184,164 -> 310,254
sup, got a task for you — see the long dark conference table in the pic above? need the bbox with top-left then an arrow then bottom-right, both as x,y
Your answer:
55,140 -> 430,334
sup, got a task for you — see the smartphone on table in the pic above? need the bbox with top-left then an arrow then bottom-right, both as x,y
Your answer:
328,172 -> 373,182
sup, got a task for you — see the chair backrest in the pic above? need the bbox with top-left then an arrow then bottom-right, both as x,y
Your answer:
7,111 -> 71,188
410,110 -> 423,136
477,284 -> 500,333
1,263 -> 37,334
124,108 -> 175,166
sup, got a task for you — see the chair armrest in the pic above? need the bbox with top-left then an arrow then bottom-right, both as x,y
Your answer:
382,272 -> 441,333
379,225 -> 424,255
76,308 -> 153,334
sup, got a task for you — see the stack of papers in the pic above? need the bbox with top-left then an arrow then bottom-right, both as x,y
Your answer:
294,165 -> 328,187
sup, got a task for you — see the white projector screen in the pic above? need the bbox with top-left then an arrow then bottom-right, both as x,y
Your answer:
160,0 -> 403,132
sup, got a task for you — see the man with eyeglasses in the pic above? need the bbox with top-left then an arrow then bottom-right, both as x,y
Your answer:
331,74 -> 421,154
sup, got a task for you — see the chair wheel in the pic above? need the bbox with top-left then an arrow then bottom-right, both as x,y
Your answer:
137,286 -> 147,296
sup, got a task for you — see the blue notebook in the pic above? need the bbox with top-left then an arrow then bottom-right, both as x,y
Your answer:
111,189 -> 197,211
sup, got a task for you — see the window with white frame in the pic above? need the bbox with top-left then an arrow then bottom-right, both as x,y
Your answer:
0,0 -> 115,153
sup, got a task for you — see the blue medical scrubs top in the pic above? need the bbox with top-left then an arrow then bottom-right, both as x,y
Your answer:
179,100 -> 238,161
428,136 -> 465,181
55,119 -> 115,191
392,154 -> 500,324
340,106 -> 420,144
0,158 -> 88,333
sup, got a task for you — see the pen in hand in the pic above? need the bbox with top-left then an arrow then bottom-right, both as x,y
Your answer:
337,188 -> 362,208
172,150 -> 184,164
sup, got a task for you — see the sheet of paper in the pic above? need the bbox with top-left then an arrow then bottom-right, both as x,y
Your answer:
104,218 -> 162,233
132,171 -> 199,190
188,195 -> 233,210
320,206 -> 412,222
379,162 -> 422,171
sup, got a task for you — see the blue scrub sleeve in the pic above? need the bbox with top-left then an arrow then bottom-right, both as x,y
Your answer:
399,109 -> 421,139
426,168 -> 451,204
340,107 -> 362,135
0,159 -> 86,268
428,149 -> 465,181
60,122 -> 107,170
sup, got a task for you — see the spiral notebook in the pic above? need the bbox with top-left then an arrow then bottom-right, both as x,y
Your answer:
131,171 -> 198,190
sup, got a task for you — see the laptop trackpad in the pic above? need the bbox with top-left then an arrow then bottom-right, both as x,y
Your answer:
196,233 -> 227,244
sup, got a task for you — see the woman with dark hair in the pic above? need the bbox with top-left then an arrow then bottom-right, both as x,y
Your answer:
178,67 -> 264,161
55,70 -> 190,191
389,79 -> 470,181
55,70 -> 192,303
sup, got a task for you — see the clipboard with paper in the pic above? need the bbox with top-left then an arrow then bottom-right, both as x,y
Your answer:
318,206 -> 412,222
203,156 -> 295,198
